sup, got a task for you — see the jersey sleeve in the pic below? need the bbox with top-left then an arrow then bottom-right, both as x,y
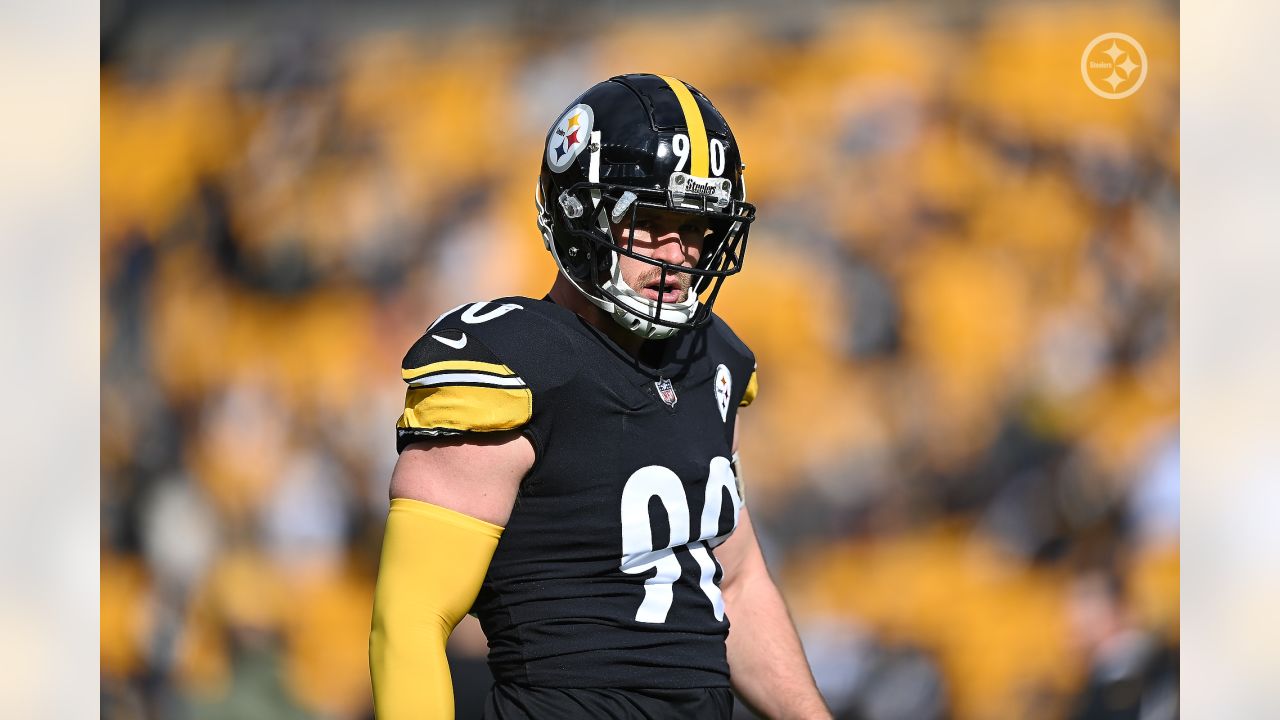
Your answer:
396,318 -> 533,453
394,298 -> 577,454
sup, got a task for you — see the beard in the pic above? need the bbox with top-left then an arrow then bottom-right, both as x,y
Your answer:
630,266 -> 694,302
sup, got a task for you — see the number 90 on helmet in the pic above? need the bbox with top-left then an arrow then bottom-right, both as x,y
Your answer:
535,73 -> 756,341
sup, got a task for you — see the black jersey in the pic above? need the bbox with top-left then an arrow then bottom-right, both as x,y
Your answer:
396,296 -> 759,690
483,684 -> 735,719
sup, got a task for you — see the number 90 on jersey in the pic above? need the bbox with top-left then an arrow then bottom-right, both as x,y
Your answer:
619,457 -> 742,624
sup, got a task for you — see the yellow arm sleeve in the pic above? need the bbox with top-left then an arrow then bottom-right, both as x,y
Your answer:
369,498 -> 503,720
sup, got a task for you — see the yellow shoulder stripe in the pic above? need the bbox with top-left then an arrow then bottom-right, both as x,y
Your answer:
739,369 -> 758,407
657,75 -> 708,177
403,360 -> 516,382
398,385 -> 532,433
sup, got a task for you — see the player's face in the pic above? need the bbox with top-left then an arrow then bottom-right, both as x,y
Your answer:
610,207 -> 709,303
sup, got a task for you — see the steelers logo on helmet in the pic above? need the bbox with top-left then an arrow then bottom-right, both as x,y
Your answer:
546,104 -> 595,173
535,74 -> 756,341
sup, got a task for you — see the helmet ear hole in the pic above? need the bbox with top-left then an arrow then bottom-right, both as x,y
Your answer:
563,238 -> 594,279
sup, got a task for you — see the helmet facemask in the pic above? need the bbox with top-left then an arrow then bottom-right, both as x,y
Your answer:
538,178 -> 754,340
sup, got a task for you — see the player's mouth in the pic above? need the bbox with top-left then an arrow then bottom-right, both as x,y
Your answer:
640,280 -> 686,303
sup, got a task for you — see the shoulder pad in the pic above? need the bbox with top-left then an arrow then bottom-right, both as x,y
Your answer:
396,300 -> 537,450
706,314 -> 759,408
426,299 -> 529,336
707,314 -> 755,364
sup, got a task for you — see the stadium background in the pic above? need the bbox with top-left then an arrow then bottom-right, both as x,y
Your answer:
100,1 -> 1179,718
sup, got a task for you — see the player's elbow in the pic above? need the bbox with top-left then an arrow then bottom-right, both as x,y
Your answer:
369,579 -> 459,718
368,605 -> 448,676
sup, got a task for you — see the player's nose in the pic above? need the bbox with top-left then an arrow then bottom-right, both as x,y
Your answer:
650,227 -> 690,266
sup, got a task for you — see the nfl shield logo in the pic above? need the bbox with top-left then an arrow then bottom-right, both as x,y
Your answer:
655,378 -> 678,408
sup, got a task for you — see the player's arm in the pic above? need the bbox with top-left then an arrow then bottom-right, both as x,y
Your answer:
369,433 -> 532,720
371,317 -> 538,720
717,421 -> 831,720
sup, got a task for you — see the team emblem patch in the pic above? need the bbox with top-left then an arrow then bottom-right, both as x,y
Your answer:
655,377 -> 678,408
714,364 -> 732,422
546,104 -> 594,173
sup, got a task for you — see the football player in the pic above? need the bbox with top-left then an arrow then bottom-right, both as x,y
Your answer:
370,73 -> 831,719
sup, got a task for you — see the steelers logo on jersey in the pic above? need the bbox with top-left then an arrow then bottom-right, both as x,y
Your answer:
714,364 -> 732,422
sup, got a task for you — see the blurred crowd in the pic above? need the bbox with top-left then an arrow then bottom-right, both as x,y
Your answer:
101,2 -> 1179,719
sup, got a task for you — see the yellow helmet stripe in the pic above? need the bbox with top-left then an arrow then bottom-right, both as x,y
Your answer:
657,75 -> 708,177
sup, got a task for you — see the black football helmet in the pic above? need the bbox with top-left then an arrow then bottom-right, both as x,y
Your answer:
535,73 -> 755,340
